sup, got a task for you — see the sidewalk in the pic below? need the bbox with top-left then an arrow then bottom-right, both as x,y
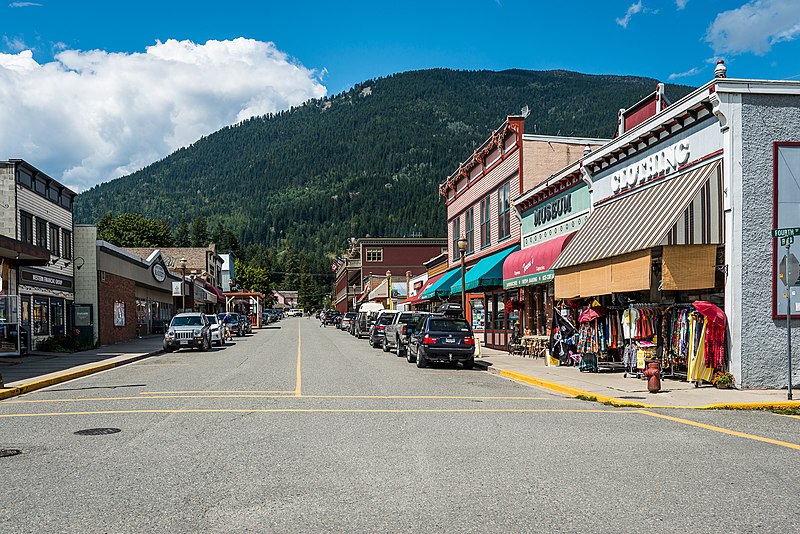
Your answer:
476,346 -> 800,409
0,336 -> 164,399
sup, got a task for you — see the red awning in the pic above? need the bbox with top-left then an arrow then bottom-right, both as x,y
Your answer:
503,232 -> 576,288
205,284 -> 225,300
399,273 -> 444,305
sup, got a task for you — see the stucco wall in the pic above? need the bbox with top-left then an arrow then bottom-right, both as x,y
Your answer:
740,93 -> 800,388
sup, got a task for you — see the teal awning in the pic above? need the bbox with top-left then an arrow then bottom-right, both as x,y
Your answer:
420,267 -> 462,300
450,245 -> 519,295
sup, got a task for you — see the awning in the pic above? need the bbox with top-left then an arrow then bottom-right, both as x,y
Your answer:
451,245 -> 519,295
503,232 -> 575,289
552,160 -> 722,270
400,273 -> 443,305
203,289 -> 218,304
420,268 -> 462,300
205,283 -> 225,300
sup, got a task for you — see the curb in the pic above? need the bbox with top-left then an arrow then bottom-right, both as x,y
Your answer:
0,349 -> 163,401
475,360 -> 800,411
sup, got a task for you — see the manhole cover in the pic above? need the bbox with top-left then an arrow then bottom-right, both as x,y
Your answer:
0,449 -> 22,457
74,428 -> 121,436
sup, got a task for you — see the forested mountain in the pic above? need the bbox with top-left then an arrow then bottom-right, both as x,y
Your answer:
75,68 -> 693,270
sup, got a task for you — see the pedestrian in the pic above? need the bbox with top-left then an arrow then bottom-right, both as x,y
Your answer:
222,313 -> 233,341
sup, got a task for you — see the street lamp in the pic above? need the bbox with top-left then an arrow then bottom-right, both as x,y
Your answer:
386,270 -> 392,310
456,236 -> 468,316
351,284 -> 357,311
179,257 -> 187,312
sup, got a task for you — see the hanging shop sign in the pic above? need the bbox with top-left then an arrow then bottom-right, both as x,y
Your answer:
152,262 -> 167,282
19,267 -> 73,291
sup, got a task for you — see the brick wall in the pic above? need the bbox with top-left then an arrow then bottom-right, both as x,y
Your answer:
98,271 -> 137,345
522,140 -> 602,193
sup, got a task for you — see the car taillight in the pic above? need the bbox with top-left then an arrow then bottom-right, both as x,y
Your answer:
401,325 -> 407,334
377,325 -> 385,331
422,336 -> 436,345
463,336 -> 475,345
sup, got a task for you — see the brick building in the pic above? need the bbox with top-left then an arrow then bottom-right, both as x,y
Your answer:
334,237 -> 447,313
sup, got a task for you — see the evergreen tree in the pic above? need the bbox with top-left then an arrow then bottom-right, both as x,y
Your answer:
97,212 -> 174,247
191,216 -> 209,247
175,217 -> 190,247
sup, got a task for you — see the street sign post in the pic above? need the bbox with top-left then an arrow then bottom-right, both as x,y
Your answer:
773,228 -> 798,400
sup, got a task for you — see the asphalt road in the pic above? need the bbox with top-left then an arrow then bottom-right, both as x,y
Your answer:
1,317 -> 798,533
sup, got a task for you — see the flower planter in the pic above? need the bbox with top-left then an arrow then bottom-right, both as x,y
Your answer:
715,383 -> 731,389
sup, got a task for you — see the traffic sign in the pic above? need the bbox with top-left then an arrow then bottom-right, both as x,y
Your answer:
781,236 -> 795,246
779,253 -> 800,287
772,227 -> 800,238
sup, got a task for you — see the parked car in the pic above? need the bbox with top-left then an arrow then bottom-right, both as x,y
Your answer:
323,311 -> 341,327
340,312 -> 357,331
407,314 -> 475,369
218,312 -> 245,337
354,303 -> 384,339
205,314 -> 225,347
163,313 -> 212,352
288,308 -> 303,317
369,310 -> 399,348
383,311 -> 429,357
242,315 -> 253,334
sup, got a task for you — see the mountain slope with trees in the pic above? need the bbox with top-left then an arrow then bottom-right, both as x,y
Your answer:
75,68 -> 693,281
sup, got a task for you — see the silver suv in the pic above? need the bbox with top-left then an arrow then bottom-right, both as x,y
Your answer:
163,312 -> 212,352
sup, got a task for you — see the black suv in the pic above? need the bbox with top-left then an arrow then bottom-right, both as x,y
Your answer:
407,315 -> 476,369
218,312 -> 245,337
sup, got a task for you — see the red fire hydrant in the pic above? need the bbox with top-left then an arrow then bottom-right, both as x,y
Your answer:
643,361 -> 661,393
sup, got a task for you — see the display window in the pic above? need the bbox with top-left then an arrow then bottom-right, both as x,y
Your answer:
33,297 -> 49,336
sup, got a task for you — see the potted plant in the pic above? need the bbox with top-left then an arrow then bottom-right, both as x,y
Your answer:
712,371 -> 734,389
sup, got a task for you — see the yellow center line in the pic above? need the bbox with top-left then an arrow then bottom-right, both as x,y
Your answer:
637,410 -> 800,451
3,394 -> 550,404
0,408 -> 636,418
295,321 -> 302,397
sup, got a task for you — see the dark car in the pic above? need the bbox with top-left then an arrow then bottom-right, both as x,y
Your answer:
368,310 -> 398,348
218,312 -> 245,337
382,311 -> 428,357
407,315 -> 476,369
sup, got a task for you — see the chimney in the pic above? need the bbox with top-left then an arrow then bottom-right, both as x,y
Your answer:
714,60 -> 727,79
583,145 -> 592,157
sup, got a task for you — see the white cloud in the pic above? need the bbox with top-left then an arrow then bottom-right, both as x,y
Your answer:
0,38 -> 326,191
676,0 -> 688,9
668,66 -> 702,80
3,35 -> 29,51
616,1 -> 644,28
8,2 -> 42,7
705,0 -> 800,55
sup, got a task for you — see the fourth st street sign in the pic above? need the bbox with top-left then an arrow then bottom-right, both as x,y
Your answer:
772,227 -> 800,238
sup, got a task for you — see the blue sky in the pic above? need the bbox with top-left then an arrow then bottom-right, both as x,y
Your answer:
2,0 -> 800,189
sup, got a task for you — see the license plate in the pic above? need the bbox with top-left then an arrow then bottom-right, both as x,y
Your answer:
180,340 -> 188,345
445,338 -> 456,343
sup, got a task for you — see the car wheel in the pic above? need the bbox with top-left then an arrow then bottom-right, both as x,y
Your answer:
382,338 -> 390,352
407,345 -> 416,363
462,358 -> 474,370
163,346 -> 174,353
397,345 -> 405,358
416,349 -> 427,368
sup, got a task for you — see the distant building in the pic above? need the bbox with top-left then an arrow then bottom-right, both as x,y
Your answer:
220,253 -> 235,292
273,290 -> 299,309
333,237 -> 448,313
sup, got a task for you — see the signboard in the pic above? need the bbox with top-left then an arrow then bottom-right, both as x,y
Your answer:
172,281 -> 183,296
19,267 -> 74,291
772,227 -> 800,238
152,263 -> 166,282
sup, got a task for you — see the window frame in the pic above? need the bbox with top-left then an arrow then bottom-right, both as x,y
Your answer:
62,229 -> 73,260
480,196 -> 491,248
465,207 -> 474,255
452,217 -> 460,261
497,182 -> 511,240
36,218 -> 48,249
49,225 -> 60,256
365,247 -> 383,263
20,211 -> 34,244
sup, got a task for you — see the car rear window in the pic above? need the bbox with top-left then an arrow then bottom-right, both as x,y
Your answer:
428,319 -> 471,332
399,313 -> 415,322
378,314 -> 396,325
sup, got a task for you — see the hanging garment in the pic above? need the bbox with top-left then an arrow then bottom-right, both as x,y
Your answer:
704,319 -> 726,369
688,317 -> 715,383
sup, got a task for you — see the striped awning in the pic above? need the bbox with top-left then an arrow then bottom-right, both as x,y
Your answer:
552,160 -> 722,270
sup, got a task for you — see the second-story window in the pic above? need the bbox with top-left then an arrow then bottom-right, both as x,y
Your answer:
365,248 -> 383,262
36,218 -> 47,249
49,225 -> 60,256
62,229 -> 73,260
465,207 -> 474,255
480,196 -> 491,248
452,217 -> 460,261
498,182 -> 511,240
20,212 -> 33,244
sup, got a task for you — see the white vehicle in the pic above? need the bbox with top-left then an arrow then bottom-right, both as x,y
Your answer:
288,308 -> 303,317
205,314 -> 225,347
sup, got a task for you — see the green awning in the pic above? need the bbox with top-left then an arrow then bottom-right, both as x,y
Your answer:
450,245 -> 519,295
420,267 -> 462,300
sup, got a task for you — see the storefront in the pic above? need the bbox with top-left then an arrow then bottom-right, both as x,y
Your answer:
542,68 -> 800,388
18,266 -> 74,350
504,182 -> 590,336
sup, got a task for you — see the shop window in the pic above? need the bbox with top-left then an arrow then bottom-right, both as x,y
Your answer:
20,212 -> 33,244
33,297 -> 49,336
51,300 -> 65,336
36,218 -> 47,249
451,218 -> 460,261
365,248 -> 383,262
465,207 -> 474,255
498,182 -> 511,240
480,196 -> 491,248
49,225 -> 60,256
62,229 -> 72,259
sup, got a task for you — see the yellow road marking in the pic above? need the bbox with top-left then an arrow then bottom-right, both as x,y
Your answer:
0,408 -> 634,418
774,413 -> 800,420
295,322 -> 302,397
637,410 -> 800,451
3,394 -> 550,404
